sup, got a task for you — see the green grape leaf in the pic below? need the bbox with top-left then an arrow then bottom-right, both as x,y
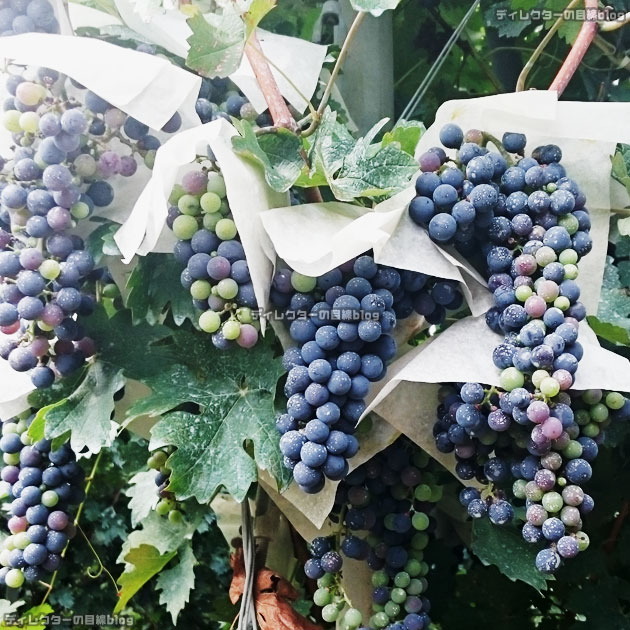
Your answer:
244,0 -> 276,38
587,316 -> 630,346
307,108 -> 356,182
381,120 -> 425,156
484,1 -> 531,38
597,256 -> 630,331
126,470 -> 160,528
348,0 -> 400,16
611,151 -> 630,197
125,254 -> 198,327
232,119 -> 304,192
85,221 -> 120,264
186,11 -> 246,78
27,368 -> 85,411
28,361 -> 124,456
156,543 -> 196,624
82,306 -> 175,380
128,332 -> 288,503
15,604 -> 54,630
114,544 -> 177,614
471,519 -> 551,591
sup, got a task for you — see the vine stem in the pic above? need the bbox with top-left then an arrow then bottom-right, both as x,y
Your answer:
548,0 -> 599,96
515,0 -> 582,92
302,11 -> 366,137
599,11 -> 630,32
39,450 -> 104,606
245,32 -> 297,132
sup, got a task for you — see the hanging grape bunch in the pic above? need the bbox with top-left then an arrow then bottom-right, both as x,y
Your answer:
0,412 -> 85,589
0,66 -> 181,388
147,447 -> 186,524
0,0 -> 59,36
304,439 -> 440,630
273,253 -> 464,494
168,165 -> 260,350
418,123 -> 630,573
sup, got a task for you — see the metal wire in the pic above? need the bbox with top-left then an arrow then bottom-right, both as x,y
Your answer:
398,0 -> 482,122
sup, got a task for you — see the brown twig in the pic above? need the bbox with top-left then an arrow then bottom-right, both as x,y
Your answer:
604,500 -> 630,553
548,0 -> 599,96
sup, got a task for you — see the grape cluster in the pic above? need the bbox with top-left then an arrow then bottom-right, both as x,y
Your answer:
425,124 -> 630,572
274,254 -> 463,493
0,0 -> 59,36
147,448 -> 185,524
0,67 -> 181,387
304,440 -> 440,630
167,166 -> 260,349
0,412 -> 84,589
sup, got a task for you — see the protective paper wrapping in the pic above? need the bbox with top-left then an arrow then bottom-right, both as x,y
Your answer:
0,33 -> 201,130
363,315 -> 630,481
0,362 -> 33,420
115,118 -> 288,329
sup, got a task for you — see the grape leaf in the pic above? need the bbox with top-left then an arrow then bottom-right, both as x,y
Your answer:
125,254 -> 197,327
618,217 -> 630,237
156,543 -> 196,624
186,11 -> 246,78
232,119 -> 304,193
82,306 -> 175,380
85,222 -> 120,264
484,1 -> 531,38
126,470 -> 160,528
471,519 -> 551,591
381,120 -> 425,156
28,361 -> 124,456
114,544 -> 177,613
348,0 -> 401,16
15,604 -> 54,630
587,316 -> 630,347
597,256 -> 630,331
244,0 -> 276,38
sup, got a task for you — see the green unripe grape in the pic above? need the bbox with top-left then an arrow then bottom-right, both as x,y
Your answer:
532,369 -> 550,388
515,285 -> 532,302
390,587 -> 407,604
2,423 -> 17,435
576,531 -> 590,551
558,214 -> 579,234
553,296 -> 570,311
419,561 -> 429,577
540,377 -> 560,398
199,310 -> 221,333
144,150 -> 156,169
3,453 -> 19,465
317,573 -> 334,588
542,491 -> 564,513
178,194 -> 201,216
215,218 -> 237,240
38,322 -> 54,332
15,419 -> 27,434
373,612 -> 390,629
394,571 -> 411,588
19,111 -> 39,134
2,538 -> 13,552
371,604 -> 384,613
236,307 -> 253,324
546,182 -> 558,193
321,604 -> 339,623
169,184 -> 186,205
191,280 -> 212,301
3,110 -> 21,133
313,588 -> 332,607
203,212 -> 221,231
562,440 -> 583,459
407,578 -> 425,595
500,367 -> 524,391
590,403 -> 609,422
582,389 -> 602,405
575,408 -> 590,425
559,248 -> 578,264
412,450 -> 430,468
412,512 -> 429,531
152,450 -> 168,468
168,510 -> 184,524
74,154 -> 97,177
5,568 -> 24,589
404,559 -> 422,577
102,283 -> 120,299
343,608 -> 363,628
411,532 -> 429,550
372,570 -> 389,587
384,514 -> 396,531
70,201 -> 90,220
172,215 -> 198,240
606,391 -> 626,410
563,263 -> 579,280
407,549 -> 424,561
42,491 -> 59,507
200,191 -> 222,214
222,319 -> 241,340
207,172 -> 227,197
429,485 -> 443,502
582,423 -> 599,438
384,602 -> 400,618
535,245 -> 556,266
156,499 -> 173,516
217,278 -> 238,300
291,272 -> 317,293
513,479 -> 527,499
13,533 -> 29,550
220,199 -> 231,216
